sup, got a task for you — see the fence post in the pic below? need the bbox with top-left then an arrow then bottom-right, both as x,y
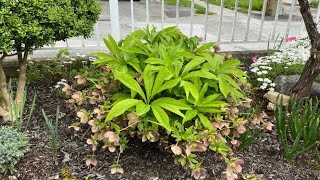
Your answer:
109,0 -> 121,41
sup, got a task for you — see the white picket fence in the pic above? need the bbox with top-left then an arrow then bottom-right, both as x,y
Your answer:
49,0 -> 320,50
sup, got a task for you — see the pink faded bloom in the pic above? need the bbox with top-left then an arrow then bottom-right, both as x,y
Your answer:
251,56 -> 258,63
285,36 -> 297,42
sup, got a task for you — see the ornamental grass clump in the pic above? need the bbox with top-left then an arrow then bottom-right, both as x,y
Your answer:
63,26 -> 271,180
0,126 -> 29,174
275,96 -> 320,162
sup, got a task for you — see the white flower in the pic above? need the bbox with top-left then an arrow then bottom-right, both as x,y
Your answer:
269,88 -> 275,91
260,85 -> 267,90
257,78 -> 263,82
264,78 -> 272,83
261,71 -> 268,74
270,83 -> 276,87
250,67 -> 259,73
257,71 -> 262,75
54,85 -> 60,89
61,79 -> 67,82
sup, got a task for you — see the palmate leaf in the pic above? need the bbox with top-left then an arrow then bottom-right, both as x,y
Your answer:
151,105 -> 172,132
104,35 -> 121,57
151,67 -> 173,98
106,99 -> 141,121
180,80 -> 199,102
181,57 -> 206,77
92,52 -> 116,66
151,97 -> 191,118
136,101 -> 151,116
154,78 -> 180,96
113,70 -> 146,101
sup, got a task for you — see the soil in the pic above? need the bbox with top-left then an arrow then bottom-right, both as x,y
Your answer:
0,79 -> 320,180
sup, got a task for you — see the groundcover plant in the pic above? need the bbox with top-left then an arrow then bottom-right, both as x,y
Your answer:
250,36 -> 311,90
63,26 -> 270,180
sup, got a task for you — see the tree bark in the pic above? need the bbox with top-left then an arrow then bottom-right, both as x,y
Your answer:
0,55 -> 10,107
0,54 -> 11,121
266,0 -> 278,16
15,51 -> 28,107
288,0 -> 320,98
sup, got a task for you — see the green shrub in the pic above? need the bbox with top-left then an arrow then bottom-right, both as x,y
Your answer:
275,96 -> 320,162
0,126 -> 29,174
0,0 -> 101,121
64,26 -> 257,179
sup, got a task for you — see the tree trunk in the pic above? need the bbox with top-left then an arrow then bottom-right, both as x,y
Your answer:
266,0 -> 278,16
15,51 -> 28,107
288,0 -> 320,98
0,54 -> 10,121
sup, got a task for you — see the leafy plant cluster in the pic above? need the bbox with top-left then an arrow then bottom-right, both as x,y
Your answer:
63,26 -> 268,179
0,126 -> 29,174
275,96 -> 320,162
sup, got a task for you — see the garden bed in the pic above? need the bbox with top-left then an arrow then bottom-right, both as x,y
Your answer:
0,74 -> 319,180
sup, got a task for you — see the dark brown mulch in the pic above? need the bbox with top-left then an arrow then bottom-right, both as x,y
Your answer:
0,81 -> 320,180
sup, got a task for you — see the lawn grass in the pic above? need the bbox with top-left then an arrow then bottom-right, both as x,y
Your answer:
310,0 -> 319,8
165,0 -> 213,15
207,0 -> 263,13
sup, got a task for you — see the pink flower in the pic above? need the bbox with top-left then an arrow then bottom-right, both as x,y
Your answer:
285,36 -> 297,42
251,56 -> 257,63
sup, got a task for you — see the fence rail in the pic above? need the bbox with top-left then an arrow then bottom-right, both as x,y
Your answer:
48,0 -> 320,50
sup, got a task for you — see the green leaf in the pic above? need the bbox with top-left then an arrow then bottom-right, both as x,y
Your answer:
198,113 -> 214,131
119,46 -> 147,55
151,97 -> 191,118
114,71 -> 146,101
183,70 -> 219,80
183,109 -> 198,124
218,78 -> 231,98
92,52 -> 116,65
145,58 -> 166,65
151,105 -> 172,132
195,42 -> 215,54
104,35 -> 121,57
106,99 -> 141,121
156,78 -> 180,94
136,101 -> 151,116
197,108 -> 225,113
143,65 -> 156,101
199,83 -> 208,101
181,58 -> 206,76
151,67 -> 172,98
211,54 -> 224,70
219,74 -> 241,90
111,93 -> 131,105
197,101 -> 229,108
220,59 -> 241,69
180,80 -> 199,102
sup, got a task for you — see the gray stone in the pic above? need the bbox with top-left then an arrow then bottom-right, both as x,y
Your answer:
274,75 -> 320,98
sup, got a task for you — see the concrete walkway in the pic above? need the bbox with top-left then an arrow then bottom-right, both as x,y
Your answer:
14,0 -> 319,60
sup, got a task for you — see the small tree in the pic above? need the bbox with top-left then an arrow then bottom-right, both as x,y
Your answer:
0,0 -> 101,121
288,0 -> 320,98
